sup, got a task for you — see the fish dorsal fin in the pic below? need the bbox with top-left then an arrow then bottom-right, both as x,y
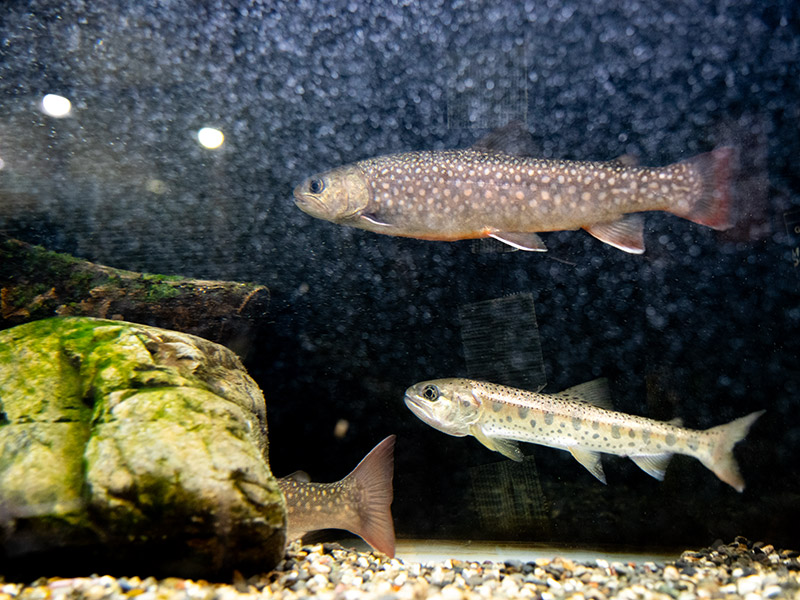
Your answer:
568,447 -> 607,484
667,417 -> 683,427
470,120 -> 537,157
584,214 -> 645,254
630,453 -> 673,481
470,424 -> 524,462
607,153 -> 639,167
559,378 -> 612,410
284,470 -> 311,483
489,232 -> 547,252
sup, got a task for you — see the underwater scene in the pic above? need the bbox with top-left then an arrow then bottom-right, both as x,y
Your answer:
1,0 -> 800,598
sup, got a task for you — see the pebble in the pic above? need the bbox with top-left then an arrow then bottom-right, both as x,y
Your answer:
0,538 -> 798,600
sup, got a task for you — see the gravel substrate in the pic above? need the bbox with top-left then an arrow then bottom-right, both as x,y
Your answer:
1,538 -> 798,600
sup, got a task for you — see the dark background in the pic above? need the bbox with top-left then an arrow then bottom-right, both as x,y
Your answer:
1,0 -> 798,550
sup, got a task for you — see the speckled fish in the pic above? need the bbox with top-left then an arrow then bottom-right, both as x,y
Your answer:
277,435 -> 396,557
293,122 -> 733,253
404,379 -> 763,492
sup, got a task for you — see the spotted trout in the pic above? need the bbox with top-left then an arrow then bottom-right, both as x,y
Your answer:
404,379 -> 763,492
294,122 -> 732,253
277,435 -> 396,557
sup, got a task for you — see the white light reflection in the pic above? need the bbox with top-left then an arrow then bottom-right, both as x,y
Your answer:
41,94 -> 72,118
197,127 -> 224,149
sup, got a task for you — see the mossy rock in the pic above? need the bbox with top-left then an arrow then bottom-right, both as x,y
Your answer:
0,317 -> 285,578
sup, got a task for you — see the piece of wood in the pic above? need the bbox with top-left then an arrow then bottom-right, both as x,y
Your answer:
0,236 -> 269,352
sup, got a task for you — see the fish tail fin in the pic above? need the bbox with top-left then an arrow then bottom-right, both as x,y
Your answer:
675,146 -> 735,230
700,410 -> 764,492
342,435 -> 396,557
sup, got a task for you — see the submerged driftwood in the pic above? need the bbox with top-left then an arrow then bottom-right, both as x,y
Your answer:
0,237 -> 269,352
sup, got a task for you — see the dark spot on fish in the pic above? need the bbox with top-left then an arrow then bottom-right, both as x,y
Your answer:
688,438 -> 699,451
572,417 -> 581,431
529,419 -> 537,429
666,434 -> 677,446
492,401 -> 503,413
629,429 -> 636,438
545,413 -> 554,425
506,415 -> 513,422
611,425 -> 621,439
593,433 -> 599,439
592,422 -> 599,431
518,406 -> 530,419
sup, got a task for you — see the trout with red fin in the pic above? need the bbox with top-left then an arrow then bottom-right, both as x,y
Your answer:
294,122 -> 733,253
277,435 -> 396,557
404,379 -> 763,492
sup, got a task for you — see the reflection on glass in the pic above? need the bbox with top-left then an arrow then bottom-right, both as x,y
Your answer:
40,94 -> 71,118
197,127 -> 224,149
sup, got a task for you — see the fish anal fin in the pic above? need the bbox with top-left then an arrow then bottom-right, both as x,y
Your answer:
470,121 -> 537,157
559,378 -> 612,410
584,215 -> 645,254
568,447 -> 607,484
489,232 -> 547,252
343,435 -> 396,557
470,425 -> 524,462
630,453 -> 673,481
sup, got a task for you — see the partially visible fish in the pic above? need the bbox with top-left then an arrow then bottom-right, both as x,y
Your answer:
404,378 -> 763,492
293,122 -> 733,254
277,435 -> 396,557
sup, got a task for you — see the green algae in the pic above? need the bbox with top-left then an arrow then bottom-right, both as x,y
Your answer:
0,316 -> 285,576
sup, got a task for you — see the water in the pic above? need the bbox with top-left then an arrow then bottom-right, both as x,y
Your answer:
0,0 -> 798,575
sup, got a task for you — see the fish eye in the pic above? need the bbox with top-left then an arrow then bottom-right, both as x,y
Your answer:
309,178 -> 325,194
422,384 -> 439,402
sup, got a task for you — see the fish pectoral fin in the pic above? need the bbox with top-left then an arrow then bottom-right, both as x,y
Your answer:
630,453 -> 674,481
568,447 -> 607,484
583,215 -> 645,254
359,213 -> 394,228
489,232 -> 547,252
559,378 -> 612,410
470,425 -> 524,462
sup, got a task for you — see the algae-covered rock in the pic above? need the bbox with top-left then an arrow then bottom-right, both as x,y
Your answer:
0,317 -> 285,578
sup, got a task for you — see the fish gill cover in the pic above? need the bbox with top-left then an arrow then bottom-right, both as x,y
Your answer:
0,0 -> 798,548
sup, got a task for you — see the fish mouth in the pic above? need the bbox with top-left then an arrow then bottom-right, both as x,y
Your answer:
293,186 -> 328,218
403,394 -> 432,422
